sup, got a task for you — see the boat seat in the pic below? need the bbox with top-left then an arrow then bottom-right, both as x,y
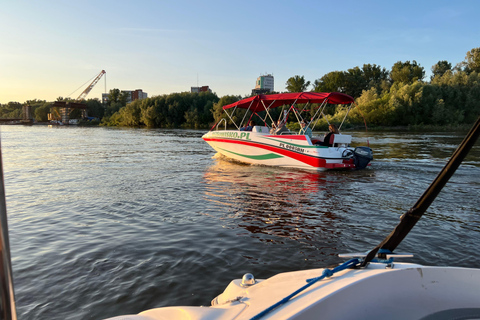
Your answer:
253,126 -> 270,133
333,134 -> 352,147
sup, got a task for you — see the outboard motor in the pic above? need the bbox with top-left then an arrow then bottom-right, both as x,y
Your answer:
353,146 -> 373,169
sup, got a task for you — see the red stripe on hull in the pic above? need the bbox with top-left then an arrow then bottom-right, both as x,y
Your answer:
266,135 -> 308,141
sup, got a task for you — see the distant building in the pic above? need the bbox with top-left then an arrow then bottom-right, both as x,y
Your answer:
102,89 -> 148,104
123,89 -> 148,103
191,86 -> 212,93
252,74 -> 274,95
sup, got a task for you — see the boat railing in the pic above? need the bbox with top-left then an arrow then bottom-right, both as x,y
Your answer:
216,118 -> 227,131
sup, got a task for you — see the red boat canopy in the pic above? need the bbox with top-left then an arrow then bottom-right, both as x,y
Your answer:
222,92 -> 354,113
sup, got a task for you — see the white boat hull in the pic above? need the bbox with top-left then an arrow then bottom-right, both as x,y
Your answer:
202,128 -> 360,170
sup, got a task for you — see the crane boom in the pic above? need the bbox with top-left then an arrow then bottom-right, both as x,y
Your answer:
76,70 -> 106,101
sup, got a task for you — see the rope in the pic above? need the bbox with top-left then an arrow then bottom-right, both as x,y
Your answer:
250,258 -> 361,320
66,74 -> 97,98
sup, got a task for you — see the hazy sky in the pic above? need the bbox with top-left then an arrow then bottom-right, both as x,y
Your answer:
1,0 -> 479,104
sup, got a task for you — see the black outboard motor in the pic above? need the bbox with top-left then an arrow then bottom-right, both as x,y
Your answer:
353,146 -> 373,169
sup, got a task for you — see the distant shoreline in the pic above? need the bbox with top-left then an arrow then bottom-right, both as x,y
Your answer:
2,122 -> 473,133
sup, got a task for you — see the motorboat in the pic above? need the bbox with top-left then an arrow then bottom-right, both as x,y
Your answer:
202,92 -> 373,170
102,116 -> 480,319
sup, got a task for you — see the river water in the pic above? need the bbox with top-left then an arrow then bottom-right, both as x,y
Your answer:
1,125 -> 479,319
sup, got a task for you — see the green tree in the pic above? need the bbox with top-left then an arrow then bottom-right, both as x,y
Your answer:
212,95 -> 242,126
344,66 -> 367,98
390,60 -> 425,84
361,64 -> 390,92
462,47 -> 480,74
33,102 -> 52,122
108,89 -> 121,104
103,91 -> 219,128
313,71 -> 345,93
286,75 -> 311,92
107,89 -> 129,107
84,99 -> 105,118
431,60 -> 452,80
0,102 -> 22,118
314,64 -> 389,98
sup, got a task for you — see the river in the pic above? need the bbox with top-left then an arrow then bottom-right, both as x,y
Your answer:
1,125 -> 479,319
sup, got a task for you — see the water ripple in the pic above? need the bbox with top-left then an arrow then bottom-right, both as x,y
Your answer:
0,126 -> 479,319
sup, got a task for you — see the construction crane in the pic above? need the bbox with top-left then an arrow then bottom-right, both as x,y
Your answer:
76,70 -> 106,101
49,70 -> 106,123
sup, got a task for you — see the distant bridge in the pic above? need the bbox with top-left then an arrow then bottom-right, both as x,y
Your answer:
0,105 -> 33,125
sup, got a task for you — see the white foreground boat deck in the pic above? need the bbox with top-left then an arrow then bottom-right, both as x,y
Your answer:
107,262 -> 480,320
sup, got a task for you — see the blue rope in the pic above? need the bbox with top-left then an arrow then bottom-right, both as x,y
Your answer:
249,258 -> 361,320
372,249 -> 394,264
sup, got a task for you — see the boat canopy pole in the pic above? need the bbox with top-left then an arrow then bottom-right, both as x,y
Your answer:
259,101 -> 269,125
321,112 -> 330,125
0,140 -> 18,320
224,107 -> 240,130
361,114 -> 480,267
298,102 -> 309,115
290,104 -> 303,125
297,101 -> 316,130
239,100 -> 255,128
277,105 -> 286,123
261,100 -> 276,127
338,103 -> 354,131
310,100 -> 328,130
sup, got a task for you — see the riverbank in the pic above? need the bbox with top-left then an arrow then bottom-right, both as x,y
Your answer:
5,121 -> 474,133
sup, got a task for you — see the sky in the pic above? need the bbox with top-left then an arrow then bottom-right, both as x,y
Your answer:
1,0 -> 479,104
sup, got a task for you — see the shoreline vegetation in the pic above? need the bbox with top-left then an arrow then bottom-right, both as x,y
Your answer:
2,48 -> 479,132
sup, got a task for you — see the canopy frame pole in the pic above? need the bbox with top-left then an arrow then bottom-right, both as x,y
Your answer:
338,103 -> 354,131
264,100 -> 279,128
260,100 -> 275,127
239,100 -> 255,128
298,101 -> 317,129
291,103 -> 305,126
224,106 -> 240,130
310,100 -> 328,130
277,105 -> 285,124
302,101 -> 314,130
285,98 -> 300,124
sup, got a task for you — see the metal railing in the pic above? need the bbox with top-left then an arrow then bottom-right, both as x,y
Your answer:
0,140 -> 17,320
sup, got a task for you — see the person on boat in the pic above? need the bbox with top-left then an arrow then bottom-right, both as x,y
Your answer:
269,121 -> 278,134
299,120 -> 312,138
321,123 -> 339,146
241,120 -> 255,131
245,120 -> 255,131
271,120 -> 289,135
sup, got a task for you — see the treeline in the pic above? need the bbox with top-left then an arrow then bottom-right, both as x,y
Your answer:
2,47 -> 479,129
102,91 -> 220,128
101,46 -> 480,129
307,47 -> 480,128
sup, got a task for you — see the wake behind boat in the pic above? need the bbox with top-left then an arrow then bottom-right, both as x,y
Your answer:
202,92 -> 373,170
